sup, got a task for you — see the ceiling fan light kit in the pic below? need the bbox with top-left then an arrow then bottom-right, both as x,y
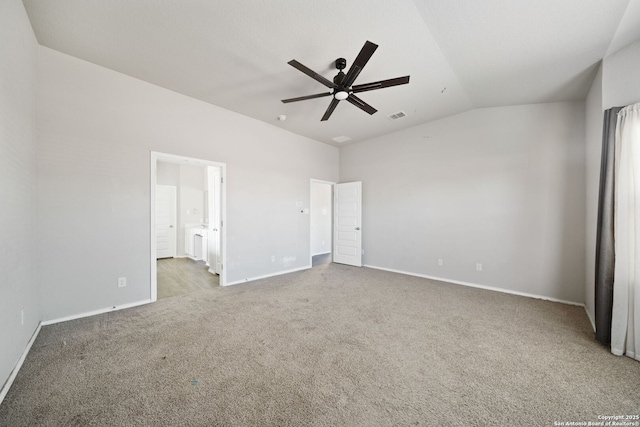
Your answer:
334,91 -> 349,100
281,41 -> 410,121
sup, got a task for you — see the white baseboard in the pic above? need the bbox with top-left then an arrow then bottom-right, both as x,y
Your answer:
1,299 -> 153,404
584,306 -> 596,332
41,299 -> 152,326
312,251 -> 331,256
225,265 -> 311,287
364,264 -> 584,307
0,322 -> 42,405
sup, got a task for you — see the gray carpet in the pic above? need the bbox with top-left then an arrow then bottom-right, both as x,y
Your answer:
312,253 -> 331,267
157,257 -> 219,299
1,263 -> 639,426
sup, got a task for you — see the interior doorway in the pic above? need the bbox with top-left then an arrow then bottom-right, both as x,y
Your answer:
151,152 -> 227,301
310,179 -> 334,267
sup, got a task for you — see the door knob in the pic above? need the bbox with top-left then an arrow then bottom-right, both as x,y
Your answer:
169,225 -> 174,228
355,227 -> 360,230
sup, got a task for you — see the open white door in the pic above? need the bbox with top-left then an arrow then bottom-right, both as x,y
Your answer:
207,167 -> 222,275
155,185 -> 177,259
333,181 -> 362,266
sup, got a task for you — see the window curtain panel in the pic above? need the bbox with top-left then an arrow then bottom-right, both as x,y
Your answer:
595,107 -> 622,345
611,102 -> 640,360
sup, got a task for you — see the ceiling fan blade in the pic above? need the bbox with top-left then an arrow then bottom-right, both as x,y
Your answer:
342,41 -> 378,88
281,92 -> 332,103
351,75 -> 410,93
321,98 -> 340,121
346,94 -> 377,115
288,60 -> 336,89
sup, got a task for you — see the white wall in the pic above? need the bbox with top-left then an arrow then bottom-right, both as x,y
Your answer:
602,39 -> 640,110
179,163 -> 206,232
0,0 -> 40,392
340,102 -> 586,303
157,161 -> 179,186
37,47 -> 338,320
310,181 -> 332,255
584,64 -> 603,327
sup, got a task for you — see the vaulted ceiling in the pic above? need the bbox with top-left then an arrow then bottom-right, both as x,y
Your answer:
22,0 -> 640,146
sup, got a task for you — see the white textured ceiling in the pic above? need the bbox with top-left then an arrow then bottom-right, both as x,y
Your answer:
22,0 -> 636,146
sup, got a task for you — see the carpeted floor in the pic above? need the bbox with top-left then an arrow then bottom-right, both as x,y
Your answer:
312,253 -> 331,267
1,263 -> 639,426
157,257 -> 219,299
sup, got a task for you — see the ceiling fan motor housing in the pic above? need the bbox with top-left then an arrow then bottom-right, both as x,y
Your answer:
334,58 -> 347,85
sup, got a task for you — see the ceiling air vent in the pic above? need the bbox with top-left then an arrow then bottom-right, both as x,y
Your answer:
332,135 -> 352,143
387,111 -> 407,120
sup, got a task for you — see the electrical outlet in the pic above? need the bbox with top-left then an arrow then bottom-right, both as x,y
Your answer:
476,263 -> 483,272
271,255 -> 275,262
118,277 -> 127,288
437,259 -> 443,266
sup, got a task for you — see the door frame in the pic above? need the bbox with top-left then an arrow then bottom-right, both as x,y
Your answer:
150,151 -> 227,301
309,179 -> 335,266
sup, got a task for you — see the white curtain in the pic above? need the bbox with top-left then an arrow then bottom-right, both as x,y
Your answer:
611,102 -> 640,360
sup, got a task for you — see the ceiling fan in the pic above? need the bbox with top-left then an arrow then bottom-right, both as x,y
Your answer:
281,41 -> 410,121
